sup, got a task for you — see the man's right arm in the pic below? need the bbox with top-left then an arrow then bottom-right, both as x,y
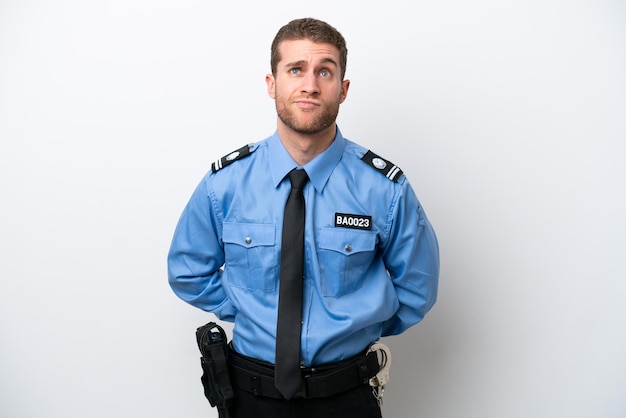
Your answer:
167,178 -> 236,321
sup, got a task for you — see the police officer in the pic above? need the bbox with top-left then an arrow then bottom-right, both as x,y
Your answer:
168,17 -> 439,418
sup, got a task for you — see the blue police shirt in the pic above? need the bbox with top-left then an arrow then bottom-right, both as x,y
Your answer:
168,128 -> 439,366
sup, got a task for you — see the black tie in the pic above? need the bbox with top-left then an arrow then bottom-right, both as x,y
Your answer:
275,168 -> 309,399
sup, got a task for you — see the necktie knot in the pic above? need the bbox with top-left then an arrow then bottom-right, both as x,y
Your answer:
288,169 -> 309,190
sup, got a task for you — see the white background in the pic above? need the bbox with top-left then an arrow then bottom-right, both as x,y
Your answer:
1,1 -> 625,417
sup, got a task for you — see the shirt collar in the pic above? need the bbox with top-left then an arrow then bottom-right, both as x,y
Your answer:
269,127 -> 345,193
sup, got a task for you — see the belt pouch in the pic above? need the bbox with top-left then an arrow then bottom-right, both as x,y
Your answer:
196,322 -> 234,418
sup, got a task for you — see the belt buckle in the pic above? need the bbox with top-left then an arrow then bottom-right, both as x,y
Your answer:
296,370 -> 309,399
294,385 -> 308,399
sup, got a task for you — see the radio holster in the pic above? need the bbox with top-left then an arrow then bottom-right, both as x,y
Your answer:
196,321 -> 234,418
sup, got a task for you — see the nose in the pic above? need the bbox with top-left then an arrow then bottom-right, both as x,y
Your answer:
301,71 -> 320,95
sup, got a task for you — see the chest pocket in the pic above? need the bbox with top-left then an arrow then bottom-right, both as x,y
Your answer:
318,228 -> 378,297
222,223 -> 277,292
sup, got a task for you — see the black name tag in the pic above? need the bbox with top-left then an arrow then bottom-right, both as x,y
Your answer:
335,213 -> 372,230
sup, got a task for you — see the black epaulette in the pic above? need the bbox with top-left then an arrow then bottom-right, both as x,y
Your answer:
360,150 -> 403,182
211,145 -> 254,173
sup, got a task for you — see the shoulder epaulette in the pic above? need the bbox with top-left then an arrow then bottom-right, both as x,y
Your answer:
211,145 -> 254,173
360,150 -> 403,182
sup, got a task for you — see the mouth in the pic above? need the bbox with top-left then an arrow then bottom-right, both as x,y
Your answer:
294,99 -> 320,110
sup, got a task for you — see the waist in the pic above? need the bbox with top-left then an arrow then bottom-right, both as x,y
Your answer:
230,321 -> 388,365
228,345 -> 380,399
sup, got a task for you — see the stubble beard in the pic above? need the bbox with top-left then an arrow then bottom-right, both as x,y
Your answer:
275,95 -> 341,135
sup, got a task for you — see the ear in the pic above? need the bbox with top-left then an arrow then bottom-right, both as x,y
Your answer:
266,74 -> 276,99
339,79 -> 350,104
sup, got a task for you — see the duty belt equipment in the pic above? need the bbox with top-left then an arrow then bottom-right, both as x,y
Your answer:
195,320 -> 393,410
196,322 -> 234,418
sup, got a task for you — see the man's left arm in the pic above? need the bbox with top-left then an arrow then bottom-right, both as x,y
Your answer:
381,179 -> 440,336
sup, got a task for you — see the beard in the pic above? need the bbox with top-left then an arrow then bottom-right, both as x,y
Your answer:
275,95 -> 341,135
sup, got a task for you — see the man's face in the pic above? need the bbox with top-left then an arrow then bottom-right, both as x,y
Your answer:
266,39 -> 350,136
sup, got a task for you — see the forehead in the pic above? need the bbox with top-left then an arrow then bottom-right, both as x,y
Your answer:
277,39 -> 340,66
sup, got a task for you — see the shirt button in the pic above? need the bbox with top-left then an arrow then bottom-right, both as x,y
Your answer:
344,244 -> 352,252
245,237 -> 252,244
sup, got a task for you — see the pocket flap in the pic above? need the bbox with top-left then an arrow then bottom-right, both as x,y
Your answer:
319,228 -> 377,255
223,223 -> 276,248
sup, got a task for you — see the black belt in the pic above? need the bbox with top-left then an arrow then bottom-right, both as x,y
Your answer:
229,347 -> 380,399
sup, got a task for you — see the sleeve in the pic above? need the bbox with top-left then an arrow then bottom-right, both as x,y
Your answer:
380,178 -> 439,336
167,176 -> 236,321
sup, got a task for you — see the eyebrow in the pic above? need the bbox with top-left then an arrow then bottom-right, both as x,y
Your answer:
285,57 -> 338,69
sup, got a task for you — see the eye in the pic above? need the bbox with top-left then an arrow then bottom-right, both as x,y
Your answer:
319,69 -> 331,77
289,68 -> 301,75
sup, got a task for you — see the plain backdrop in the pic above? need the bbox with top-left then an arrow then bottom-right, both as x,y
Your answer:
1,1 -> 625,417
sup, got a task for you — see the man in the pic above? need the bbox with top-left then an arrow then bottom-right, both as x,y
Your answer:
168,18 -> 439,418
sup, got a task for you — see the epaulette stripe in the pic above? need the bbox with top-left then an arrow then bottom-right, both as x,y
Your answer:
360,150 -> 403,182
211,145 -> 253,173
212,158 -> 223,172
387,166 -> 401,181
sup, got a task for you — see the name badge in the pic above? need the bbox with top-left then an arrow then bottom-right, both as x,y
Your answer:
335,213 -> 372,230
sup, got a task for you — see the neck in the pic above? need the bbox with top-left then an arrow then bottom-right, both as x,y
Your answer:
277,122 -> 336,166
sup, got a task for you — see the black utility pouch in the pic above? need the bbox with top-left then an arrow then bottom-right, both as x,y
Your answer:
196,322 -> 234,418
